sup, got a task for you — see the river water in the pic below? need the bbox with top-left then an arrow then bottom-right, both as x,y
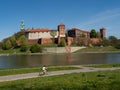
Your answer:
0,53 -> 120,68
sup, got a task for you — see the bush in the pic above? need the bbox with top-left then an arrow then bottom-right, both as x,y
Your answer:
20,45 -> 28,52
30,44 -> 42,53
2,40 -> 12,50
58,38 -> 66,47
115,44 -> 120,49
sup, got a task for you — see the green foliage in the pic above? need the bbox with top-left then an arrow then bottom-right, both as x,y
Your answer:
109,36 -> 118,46
1,30 -> 26,50
14,31 -> 25,40
18,35 -> 27,46
102,39 -> 110,46
30,44 -> 42,53
58,38 -> 66,47
9,36 -> 17,47
115,44 -> 120,49
20,44 -> 28,52
2,39 -> 12,50
0,42 -> 2,49
90,29 -> 97,38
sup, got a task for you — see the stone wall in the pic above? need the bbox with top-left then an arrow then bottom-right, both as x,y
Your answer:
43,46 -> 86,53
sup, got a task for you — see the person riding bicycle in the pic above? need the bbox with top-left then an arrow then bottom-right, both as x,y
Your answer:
42,65 -> 47,75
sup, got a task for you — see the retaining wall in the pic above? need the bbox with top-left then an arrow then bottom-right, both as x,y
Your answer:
43,47 -> 86,53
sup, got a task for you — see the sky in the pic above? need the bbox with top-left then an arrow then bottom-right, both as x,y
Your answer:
0,0 -> 120,41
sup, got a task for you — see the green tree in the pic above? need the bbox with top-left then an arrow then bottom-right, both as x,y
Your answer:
10,36 -> 17,48
102,39 -> 110,46
50,30 -> 57,43
2,39 -> 12,50
58,38 -> 66,47
30,44 -> 42,53
14,31 -> 25,40
115,39 -> 120,49
0,42 -> 2,49
109,36 -> 118,46
18,35 -> 27,46
90,29 -> 97,38
20,44 -> 28,52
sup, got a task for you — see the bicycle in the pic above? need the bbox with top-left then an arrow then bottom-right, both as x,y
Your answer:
38,70 -> 47,76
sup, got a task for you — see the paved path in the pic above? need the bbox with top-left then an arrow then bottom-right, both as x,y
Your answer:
0,66 -> 120,82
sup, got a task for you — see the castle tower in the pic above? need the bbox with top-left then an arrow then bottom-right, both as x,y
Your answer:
100,27 -> 106,39
58,23 -> 66,44
58,23 -> 66,37
20,20 -> 25,31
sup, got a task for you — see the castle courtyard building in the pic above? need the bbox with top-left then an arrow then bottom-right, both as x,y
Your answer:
25,23 -> 66,44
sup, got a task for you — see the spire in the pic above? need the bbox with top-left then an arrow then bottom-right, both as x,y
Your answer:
20,20 -> 25,31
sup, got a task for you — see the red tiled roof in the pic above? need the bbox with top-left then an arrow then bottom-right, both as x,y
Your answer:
26,28 -> 50,33
100,27 -> 106,30
70,28 -> 79,30
79,30 -> 90,33
58,23 -> 65,26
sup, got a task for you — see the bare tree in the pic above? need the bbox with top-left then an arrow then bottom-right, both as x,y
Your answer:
50,30 -> 57,43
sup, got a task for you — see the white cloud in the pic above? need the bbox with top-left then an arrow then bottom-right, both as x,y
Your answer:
75,8 -> 120,27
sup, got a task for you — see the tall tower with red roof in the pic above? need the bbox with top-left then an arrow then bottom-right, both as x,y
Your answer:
57,23 -> 66,44
100,27 -> 106,39
58,23 -> 66,37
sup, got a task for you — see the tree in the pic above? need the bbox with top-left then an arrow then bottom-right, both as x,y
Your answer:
90,29 -> 97,38
58,38 -> 66,47
108,36 -> 118,46
30,44 -> 42,53
18,35 -> 27,46
10,36 -> 17,48
14,31 -> 25,40
20,44 -> 28,52
0,42 -> 2,49
115,39 -> 120,49
50,30 -> 57,43
2,39 -> 12,50
102,39 -> 110,46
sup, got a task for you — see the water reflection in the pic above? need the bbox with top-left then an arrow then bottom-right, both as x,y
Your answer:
0,53 -> 120,68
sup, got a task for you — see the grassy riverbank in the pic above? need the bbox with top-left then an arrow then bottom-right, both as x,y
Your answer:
75,46 -> 120,53
0,46 -> 120,55
0,64 -> 120,76
86,63 -> 120,68
0,66 -> 79,76
0,70 -> 120,90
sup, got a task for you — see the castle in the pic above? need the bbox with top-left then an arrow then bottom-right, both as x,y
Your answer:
21,21 -> 106,46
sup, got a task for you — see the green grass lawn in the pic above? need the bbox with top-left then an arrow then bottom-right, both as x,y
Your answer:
0,66 -> 79,76
85,63 -> 120,68
0,70 -> 120,90
76,46 -> 120,53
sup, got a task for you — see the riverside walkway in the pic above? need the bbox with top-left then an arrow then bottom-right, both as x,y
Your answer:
0,66 -> 120,82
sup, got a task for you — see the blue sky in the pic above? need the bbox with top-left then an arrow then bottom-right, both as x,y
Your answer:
0,0 -> 120,41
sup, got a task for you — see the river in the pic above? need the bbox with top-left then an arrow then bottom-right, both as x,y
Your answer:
0,53 -> 120,68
